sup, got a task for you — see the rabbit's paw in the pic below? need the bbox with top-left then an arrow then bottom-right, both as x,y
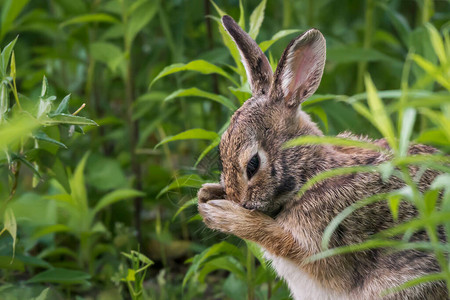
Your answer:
198,200 -> 251,235
197,183 -> 226,203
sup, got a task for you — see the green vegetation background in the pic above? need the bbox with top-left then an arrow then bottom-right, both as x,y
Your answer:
0,0 -> 449,299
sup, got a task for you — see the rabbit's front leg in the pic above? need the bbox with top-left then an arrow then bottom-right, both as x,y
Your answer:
198,199 -> 307,261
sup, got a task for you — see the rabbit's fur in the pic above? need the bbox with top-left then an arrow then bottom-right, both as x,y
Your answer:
198,15 -> 447,300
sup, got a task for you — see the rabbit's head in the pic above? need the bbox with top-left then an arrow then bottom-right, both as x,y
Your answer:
219,16 -> 326,216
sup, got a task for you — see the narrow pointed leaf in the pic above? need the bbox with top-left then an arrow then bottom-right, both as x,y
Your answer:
93,189 -> 145,215
60,13 -> 119,28
155,128 -> 219,148
165,87 -> 237,111
150,60 -> 237,87
248,0 -> 267,39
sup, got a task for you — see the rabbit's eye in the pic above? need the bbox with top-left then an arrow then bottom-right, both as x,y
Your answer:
246,153 -> 260,180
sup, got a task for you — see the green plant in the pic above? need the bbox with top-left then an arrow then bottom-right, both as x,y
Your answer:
121,249 -> 154,300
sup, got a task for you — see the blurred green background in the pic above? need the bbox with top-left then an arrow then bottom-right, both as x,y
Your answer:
0,0 -> 449,299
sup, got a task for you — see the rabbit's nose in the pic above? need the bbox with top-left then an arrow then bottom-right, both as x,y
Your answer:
243,202 -> 255,210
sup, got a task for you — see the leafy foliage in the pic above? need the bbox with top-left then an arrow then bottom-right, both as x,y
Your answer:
0,0 -> 448,299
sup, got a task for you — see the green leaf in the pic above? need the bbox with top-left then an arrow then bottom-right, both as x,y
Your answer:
198,256 -> 246,283
364,75 -> 397,151
155,128 -> 219,148
248,0 -> 267,39
298,165 -> 377,198
398,108 -> 416,157
40,75 -> 49,98
259,29 -> 300,52
172,197 -> 197,221
0,0 -> 29,41
210,1 -> 226,17
124,269 -> 136,282
126,0 -> 159,46
34,131 -> 67,148
284,135 -> 384,152
183,241 -> 244,288
0,84 -> 9,120
165,87 -> 237,111
238,0 -> 245,29
32,224 -> 71,239
150,60 -> 238,87
215,19 -> 245,79
2,208 -> 17,259
43,114 -> 98,126
53,94 -> 71,115
28,268 -> 91,285
388,194 -> 401,221
157,174 -> 205,199
378,3 -> 410,46
195,137 -> 220,167
32,287 -> 50,300
423,189 -> 439,216
425,23 -> 447,66
90,42 -> 124,74
382,273 -> 446,296
0,115 -> 39,149
412,54 -> 450,90
70,153 -> 89,213
93,189 -> 145,215
0,36 -> 18,77
60,13 -> 119,28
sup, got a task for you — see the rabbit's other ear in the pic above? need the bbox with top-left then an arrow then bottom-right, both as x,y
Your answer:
222,15 -> 273,95
272,29 -> 326,108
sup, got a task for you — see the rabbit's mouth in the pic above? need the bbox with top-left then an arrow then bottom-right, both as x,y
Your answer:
267,205 -> 283,219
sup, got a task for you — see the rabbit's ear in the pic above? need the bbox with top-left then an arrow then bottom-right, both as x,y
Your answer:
272,29 -> 326,108
222,15 -> 272,95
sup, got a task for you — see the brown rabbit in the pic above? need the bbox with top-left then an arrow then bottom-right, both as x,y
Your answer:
198,15 -> 446,300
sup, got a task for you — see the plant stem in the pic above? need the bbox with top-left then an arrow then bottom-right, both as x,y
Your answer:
122,1 -> 143,245
247,245 -> 255,300
356,0 -> 375,93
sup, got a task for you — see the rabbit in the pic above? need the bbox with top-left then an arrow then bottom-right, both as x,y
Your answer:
197,15 -> 447,300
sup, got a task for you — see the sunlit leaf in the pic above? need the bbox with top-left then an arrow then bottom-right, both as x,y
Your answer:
0,36 -> 18,77
195,137 -> 220,167
398,108 -> 416,157
0,115 -> 39,150
157,174 -> 205,199
198,256 -> 246,283
32,287 -> 50,300
173,197 -> 197,221
412,54 -> 450,90
259,29 -> 300,52
285,136 -> 384,152
155,128 -> 219,148
183,241 -> 244,288
150,60 -> 238,87
425,23 -> 447,66
165,87 -> 237,111
43,114 -> 98,126
248,0 -> 267,39
364,75 -> 397,151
